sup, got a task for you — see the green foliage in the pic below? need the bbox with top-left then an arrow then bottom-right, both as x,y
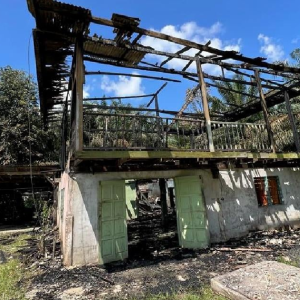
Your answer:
209,74 -> 262,122
0,66 -> 59,165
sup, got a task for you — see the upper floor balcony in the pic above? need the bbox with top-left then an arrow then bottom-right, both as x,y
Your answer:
27,0 -> 300,168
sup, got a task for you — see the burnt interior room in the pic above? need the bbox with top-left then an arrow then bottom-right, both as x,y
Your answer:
126,178 -> 179,260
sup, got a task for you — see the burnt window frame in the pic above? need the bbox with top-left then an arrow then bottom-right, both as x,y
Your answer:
254,176 -> 283,207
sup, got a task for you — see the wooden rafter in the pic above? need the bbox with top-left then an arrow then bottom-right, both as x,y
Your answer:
160,46 -> 191,67
90,15 -> 300,74
85,71 -> 181,82
147,82 -> 168,107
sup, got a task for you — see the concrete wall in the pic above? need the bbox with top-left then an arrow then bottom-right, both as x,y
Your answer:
204,167 -> 300,242
57,167 -> 300,266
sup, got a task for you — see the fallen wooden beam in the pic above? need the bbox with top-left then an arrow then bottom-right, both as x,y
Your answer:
217,247 -> 272,252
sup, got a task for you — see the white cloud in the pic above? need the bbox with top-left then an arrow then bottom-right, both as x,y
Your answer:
258,34 -> 284,62
83,85 -> 91,98
140,21 -> 241,75
100,72 -> 145,97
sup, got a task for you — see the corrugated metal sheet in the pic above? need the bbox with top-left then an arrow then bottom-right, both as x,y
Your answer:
84,40 -> 145,65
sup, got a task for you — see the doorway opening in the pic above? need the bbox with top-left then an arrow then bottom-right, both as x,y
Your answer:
126,178 -> 178,261
99,175 -> 209,264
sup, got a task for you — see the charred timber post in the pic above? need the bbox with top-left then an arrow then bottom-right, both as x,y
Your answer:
254,70 -> 276,153
146,82 -> 168,108
284,91 -> 300,152
196,58 -> 215,152
159,178 -> 168,230
154,95 -> 162,144
75,39 -> 84,152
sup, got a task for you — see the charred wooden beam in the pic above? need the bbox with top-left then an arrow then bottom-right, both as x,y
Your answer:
84,55 -> 196,78
75,38 -> 84,152
83,104 -> 214,118
84,94 -> 154,101
90,15 -> 300,74
89,36 -> 195,62
160,46 -> 191,67
85,71 -> 181,82
146,82 -> 168,107
224,66 -> 285,87
254,70 -> 276,153
199,56 -> 300,79
196,58 -> 214,152
181,42 -> 210,72
172,85 -> 200,122
206,82 -> 259,100
131,33 -> 143,44
84,55 -> 284,91
204,72 -> 281,90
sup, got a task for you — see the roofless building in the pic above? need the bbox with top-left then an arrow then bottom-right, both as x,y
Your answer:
28,0 -> 300,266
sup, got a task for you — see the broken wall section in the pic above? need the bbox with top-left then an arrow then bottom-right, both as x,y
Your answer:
57,167 -> 300,266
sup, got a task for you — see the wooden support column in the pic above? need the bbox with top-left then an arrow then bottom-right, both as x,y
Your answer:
284,91 -> 300,152
159,178 -> 168,230
196,58 -> 214,152
75,39 -> 84,152
154,95 -> 159,117
254,70 -> 276,153
168,187 -> 175,208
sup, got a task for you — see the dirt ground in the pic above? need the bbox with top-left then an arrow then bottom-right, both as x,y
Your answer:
19,225 -> 300,300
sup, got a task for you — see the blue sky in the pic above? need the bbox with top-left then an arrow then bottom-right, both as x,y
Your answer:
1,0 -> 300,111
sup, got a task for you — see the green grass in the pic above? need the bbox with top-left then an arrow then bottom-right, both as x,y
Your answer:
131,286 -> 229,300
0,233 -> 32,300
0,233 -> 31,254
277,256 -> 299,268
0,259 -> 26,300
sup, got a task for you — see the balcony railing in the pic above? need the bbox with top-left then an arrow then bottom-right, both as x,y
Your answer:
211,121 -> 270,151
83,112 -> 272,152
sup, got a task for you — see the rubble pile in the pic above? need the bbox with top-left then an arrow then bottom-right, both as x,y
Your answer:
22,227 -> 300,299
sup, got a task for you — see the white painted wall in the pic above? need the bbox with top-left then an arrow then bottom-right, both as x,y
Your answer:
204,167 -> 300,242
58,167 -> 300,266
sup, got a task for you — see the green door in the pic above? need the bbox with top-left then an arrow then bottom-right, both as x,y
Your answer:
99,180 -> 128,264
174,176 -> 209,249
125,180 -> 138,220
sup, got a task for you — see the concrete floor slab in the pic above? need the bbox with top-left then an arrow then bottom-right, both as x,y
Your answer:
211,261 -> 300,300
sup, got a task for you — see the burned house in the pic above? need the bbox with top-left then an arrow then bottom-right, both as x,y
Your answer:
27,0 -> 300,266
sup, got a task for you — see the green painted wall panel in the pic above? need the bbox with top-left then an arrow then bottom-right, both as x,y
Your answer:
174,176 -> 209,249
99,180 -> 128,264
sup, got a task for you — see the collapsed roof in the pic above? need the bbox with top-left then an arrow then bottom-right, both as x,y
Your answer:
27,0 -> 300,123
